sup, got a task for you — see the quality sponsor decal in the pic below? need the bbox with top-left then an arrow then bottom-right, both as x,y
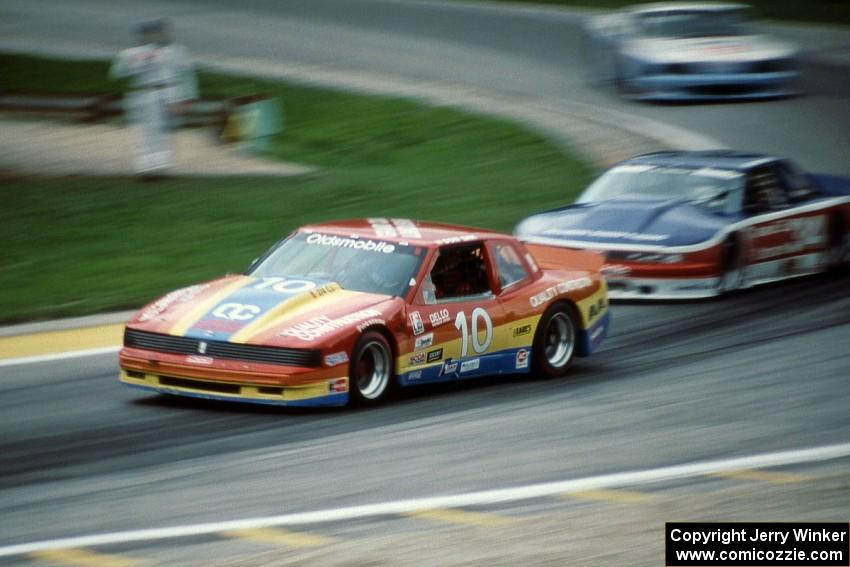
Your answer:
414,332 -> 434,351
139,284 -> 211,322
324,351 -> 349,367
409,352 -> 426,366
429,308 -> 451,328
306,233 -> 395,254
186,355 -> 214,365
426,348 -> 443,363
281,308 -> 384,341
460,358 -> 480,373
512,324 -> 532,338
409,311 -> 425,335
515,348 -> 529,370
529,277 -> 593,308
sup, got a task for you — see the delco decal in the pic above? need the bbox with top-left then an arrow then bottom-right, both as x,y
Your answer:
429,308 -> 451,327
281,308 -> 384,341
306,233 -> 395,253
324,352 -> 349,367
426,348 -> 443,363
530,277 -> 593,308
138,284 -> 210,322
414,332 -> 434,351
460,358 -> 480,373
515,349 -> 529,370
409,311 -> 425,335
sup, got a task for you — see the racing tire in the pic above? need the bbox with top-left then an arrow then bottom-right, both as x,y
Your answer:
717,236 -> 744,295
349,331 -> 395,406
531,301 -> 579,379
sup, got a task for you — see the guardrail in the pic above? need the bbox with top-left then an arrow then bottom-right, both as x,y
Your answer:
0,92 -> 282,147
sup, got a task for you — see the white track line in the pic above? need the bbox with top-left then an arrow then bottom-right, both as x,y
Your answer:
1,442 -> 849,557
0,346 -> 120,368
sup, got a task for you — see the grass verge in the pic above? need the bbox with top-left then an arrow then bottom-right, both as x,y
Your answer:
0,54 -> 591,323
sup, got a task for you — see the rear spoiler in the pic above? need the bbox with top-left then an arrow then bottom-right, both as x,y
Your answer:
524,242 -> 605,272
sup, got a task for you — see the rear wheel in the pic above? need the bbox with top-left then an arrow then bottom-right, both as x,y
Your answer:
717,237 -> 744,294
349,331 -> 394,406
532,302 -> 579,379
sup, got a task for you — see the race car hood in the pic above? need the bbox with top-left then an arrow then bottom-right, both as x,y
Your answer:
622,35 -> 796,64
127,274 -> 396,347
515,199 -> 731,249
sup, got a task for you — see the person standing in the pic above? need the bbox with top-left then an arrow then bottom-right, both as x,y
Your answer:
110,20 -> 197,180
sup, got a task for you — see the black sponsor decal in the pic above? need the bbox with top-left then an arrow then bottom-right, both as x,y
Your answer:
426,348 -> 443,363
588,297 -> 608,321
512,324 -> 532,338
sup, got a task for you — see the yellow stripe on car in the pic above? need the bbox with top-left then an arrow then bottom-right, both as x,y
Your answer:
168,276 -> 253,336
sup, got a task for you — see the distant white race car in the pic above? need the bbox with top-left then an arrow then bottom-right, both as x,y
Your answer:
582,2 -> 799,101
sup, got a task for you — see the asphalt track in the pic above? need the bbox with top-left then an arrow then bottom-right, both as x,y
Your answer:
1,0 -> 850,563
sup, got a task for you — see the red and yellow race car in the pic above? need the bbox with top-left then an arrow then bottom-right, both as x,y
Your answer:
119,219 -> 609,407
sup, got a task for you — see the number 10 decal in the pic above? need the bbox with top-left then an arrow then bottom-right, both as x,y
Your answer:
454,308 -> 493,357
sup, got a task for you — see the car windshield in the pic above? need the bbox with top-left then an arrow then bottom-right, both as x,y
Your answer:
249,232 -> 427,297
576,164 -> 745,214
636,8 -> 751,38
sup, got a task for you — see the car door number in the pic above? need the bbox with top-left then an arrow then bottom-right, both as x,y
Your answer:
454,308 -> 493,357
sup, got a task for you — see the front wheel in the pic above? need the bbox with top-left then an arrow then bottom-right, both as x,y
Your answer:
532,302 -> 579,379
349,331 -> 394,406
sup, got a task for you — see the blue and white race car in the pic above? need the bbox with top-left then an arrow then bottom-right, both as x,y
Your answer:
582,2 -> 799,101
515,151 -> 850,300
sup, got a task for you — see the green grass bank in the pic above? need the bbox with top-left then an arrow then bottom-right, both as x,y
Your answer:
0,54 -> 591,323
